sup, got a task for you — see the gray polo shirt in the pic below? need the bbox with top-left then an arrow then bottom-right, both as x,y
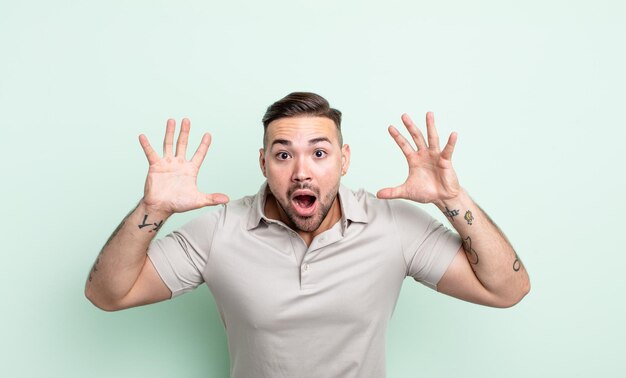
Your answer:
148,183 -> 461,378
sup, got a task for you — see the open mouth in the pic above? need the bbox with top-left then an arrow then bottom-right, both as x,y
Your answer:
294,195 -> 316,209
291,191 -> 318,216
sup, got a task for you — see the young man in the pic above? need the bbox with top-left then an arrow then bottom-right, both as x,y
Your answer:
85,92 -> 530,377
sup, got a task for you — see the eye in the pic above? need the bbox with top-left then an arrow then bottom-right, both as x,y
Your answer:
276,152 -> 291,160
314,150 -> 327,158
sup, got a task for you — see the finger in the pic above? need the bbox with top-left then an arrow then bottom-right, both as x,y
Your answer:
388,125 -> 416,158
401,113 -> 427,150
376,186 -> 405,199
441,132 -> 458,161
191,132 -> 212,167
203,192 -> 230,206
176,118 -> 191,158
425,112 -> 440,150
138,134 -> 160,165
163,119 -> 176,157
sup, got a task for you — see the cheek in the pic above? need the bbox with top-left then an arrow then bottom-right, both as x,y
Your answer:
315,162 -> 342,183
321,160 -> 343,176
265,164 -> 290,186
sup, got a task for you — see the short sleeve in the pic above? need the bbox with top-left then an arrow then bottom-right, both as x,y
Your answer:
147,210 -> 221,298
390,200 -> 462,290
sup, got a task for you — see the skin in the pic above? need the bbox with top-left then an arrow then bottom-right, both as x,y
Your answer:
259,116 -> 350,245
85,113 -> 530,311
84,118 -> 226,310
377,112 -> 530,307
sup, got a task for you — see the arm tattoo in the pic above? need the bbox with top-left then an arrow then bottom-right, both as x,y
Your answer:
138,214 -> 164,233
88,256 -> 100,282
462,236 -> 479,265
89,220 -> 125,282
513,252 -> 522,272
443,206 -> 460,221
104,219 -> 126,248
464,210 -> 474,225
89,205 -> 138,282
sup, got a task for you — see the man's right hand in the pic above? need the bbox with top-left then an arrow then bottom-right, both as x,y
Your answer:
86,118 -> 228,311
139,118 -> 229,215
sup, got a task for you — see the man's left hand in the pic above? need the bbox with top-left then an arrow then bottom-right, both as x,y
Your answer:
377,112 -> 461,205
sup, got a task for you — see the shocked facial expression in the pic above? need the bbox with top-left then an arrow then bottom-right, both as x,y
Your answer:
260,116 -> 350,233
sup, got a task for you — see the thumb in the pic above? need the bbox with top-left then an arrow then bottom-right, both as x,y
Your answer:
202,192 -> 230,206
376,186 -> 404,199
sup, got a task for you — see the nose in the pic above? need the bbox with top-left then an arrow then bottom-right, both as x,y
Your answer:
292,156 -> 312,183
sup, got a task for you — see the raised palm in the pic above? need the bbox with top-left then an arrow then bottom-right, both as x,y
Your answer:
377,112 -> 460,205
139,118 -> 229,214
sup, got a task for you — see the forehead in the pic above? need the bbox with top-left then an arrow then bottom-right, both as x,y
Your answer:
266,116 -> 339,146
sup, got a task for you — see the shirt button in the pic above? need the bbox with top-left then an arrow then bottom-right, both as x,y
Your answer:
302,264 -> 310,271
319,236 -> 325,242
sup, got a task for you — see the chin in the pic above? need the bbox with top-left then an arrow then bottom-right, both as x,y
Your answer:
291,216 -> 324,232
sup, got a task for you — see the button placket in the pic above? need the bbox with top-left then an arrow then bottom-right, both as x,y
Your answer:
299,260 -> 311,289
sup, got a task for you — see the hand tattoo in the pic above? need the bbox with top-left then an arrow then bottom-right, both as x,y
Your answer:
464,210 -> 474,225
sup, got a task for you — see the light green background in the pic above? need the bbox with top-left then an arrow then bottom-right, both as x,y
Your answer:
1,1 -> 624,377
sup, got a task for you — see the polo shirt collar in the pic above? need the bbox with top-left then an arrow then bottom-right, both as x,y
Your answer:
337,183 -> 368,233
246,181 -> 368,231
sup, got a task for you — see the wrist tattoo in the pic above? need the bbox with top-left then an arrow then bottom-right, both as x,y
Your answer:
138,214 -> 164,233
464,210 -> 474,225
443,207 -> 460,221
462,236 -> 479,265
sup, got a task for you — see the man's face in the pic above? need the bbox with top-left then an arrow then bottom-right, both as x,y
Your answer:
260,116 -> 350,232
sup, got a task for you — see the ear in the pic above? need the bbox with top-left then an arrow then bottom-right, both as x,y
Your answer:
259,148 -> 267,177
340,144 -> 351,176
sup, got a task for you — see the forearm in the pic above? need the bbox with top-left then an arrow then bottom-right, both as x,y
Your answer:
436,189 -> 530,305
85,200 -> 171,309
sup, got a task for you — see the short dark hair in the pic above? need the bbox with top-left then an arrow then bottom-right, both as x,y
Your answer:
262,92 -> 343,146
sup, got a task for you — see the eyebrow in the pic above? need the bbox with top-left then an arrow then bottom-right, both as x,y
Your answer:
270,137 -> 332,147
308,137 -> 332,145
271,139 -> 291,147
